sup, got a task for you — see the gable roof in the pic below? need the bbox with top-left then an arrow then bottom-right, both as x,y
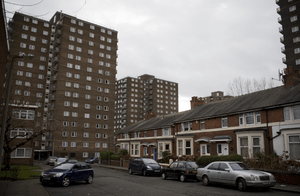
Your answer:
117,84 -> 300,134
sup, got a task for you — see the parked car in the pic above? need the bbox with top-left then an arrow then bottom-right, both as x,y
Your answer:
68,159 -> 78,163
46,156 -> 57,166
196,161 -> 276,191
54,158 -> 68,166
161,161 -> 199,182
85,157 -> 99,164
128,158 -> 162,176
40,162 -> 94,187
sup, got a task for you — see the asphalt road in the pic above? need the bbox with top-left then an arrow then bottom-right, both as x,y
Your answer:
40,165 -> 298,196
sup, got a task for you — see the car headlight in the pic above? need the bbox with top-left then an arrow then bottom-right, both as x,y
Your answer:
41,172 -> 44,176
250,174 -> 260,181
270,174 -> 275,180
146,166 -> 153,170
54,172 -> 64,177
160,166 -> 163,170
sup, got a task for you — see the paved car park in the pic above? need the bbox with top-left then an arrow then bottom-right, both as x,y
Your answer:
42,165 -> 300,196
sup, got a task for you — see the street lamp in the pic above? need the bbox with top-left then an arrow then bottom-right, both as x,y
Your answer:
0,55 -> 34,173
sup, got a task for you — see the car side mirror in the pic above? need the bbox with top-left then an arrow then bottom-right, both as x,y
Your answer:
73,168 -> 78,172
225,168 -> 230,172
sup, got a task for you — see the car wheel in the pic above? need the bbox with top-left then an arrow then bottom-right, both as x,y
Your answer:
62,176 -> 70,187
179,174 -> 186,182
142,170 -> 147,176
86,175 -> 93,184
128,168 -> 133,175
202,175 -> 210,186
161,172 -> 167,180
237,178 -> 247,191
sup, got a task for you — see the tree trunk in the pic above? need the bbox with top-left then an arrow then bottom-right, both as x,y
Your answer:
3,151 -> 11,170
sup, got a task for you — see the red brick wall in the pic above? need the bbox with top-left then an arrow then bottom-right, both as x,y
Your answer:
205,118 -> 220,129
228,114 -> 239,127
110,160 -> 120,166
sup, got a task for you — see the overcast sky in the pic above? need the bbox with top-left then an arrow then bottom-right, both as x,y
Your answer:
4,0 -> 285,112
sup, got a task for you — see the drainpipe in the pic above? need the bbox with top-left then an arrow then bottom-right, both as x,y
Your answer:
264,109 -> 271,155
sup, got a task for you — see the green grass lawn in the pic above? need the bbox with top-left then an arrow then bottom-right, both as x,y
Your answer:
0,165 -> 42,180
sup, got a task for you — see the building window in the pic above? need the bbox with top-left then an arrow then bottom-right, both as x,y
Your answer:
89,33 -> 94,38
240,137 -> 248,158
131,143 -> 140,156
200,121 -> 205,130
95,143 -> 100,148
71,142 -> 76,147
43,31 -> 48,36
71,122 -> 77,127
62,142 -> 68,147
162,127 -> 171,136
84,132 -> 89,138
84,113 -> 90,118
200,144 -> 210,156
289,5 -> 296,12
84,123 -> 90,128
221,117 -> 228,128
103,143 -> 108,148
95,133 -> 101,138
292,26 -> 299,33
158,142 -> 171,158
291,15 -> 298,22
63,121 -> 69,126
11,148 -> 32,158
83,152 -> 88,158
71,132 -> 77,137
10,129 -> 32,138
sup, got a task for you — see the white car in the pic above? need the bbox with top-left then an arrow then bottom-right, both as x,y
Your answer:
197,161 -> 276,191
54,158 -> 68,166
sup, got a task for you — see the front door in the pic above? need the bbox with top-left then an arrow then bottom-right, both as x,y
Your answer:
217,144 -> 229,156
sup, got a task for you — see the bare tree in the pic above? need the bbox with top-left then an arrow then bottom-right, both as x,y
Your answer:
0,106 -> 52,169
227,77 -> 275,96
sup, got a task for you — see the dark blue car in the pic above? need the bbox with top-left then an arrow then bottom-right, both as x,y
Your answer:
40,162 -> 94,187
128,158 -> 162,176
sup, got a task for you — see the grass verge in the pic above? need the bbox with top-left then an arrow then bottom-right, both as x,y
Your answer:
0,165 -> 42,180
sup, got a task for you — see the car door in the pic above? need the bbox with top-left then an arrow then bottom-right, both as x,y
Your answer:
206,163 -> 219,183
70,164 -> 81,181
136,160 -> 144,174
218,163 -> 233,184
175,162 -> 185,179
130,160 -> 137,172
79,164 -> 90,181
166,162 -> 178,178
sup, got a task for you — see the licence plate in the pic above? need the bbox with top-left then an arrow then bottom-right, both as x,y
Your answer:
154,170 -> 160,172
43,177 -> 50,180
263,182 -> 270,185
192,171 -> 197,173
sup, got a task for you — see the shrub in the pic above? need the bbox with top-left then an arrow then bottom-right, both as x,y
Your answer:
118,149 -> 128,156
100,150 -> 114,160
196,154 -> 243,166
111,155 -> 120,160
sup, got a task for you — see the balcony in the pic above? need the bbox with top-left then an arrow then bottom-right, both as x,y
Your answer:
281,46 -> 285,53
280,36 -> 284,43
51,75 -> 57,81
278,17 -> 282,23
282,57 -> 286,64
48,115 -> 55,120
49,95 -> 56,100
50,85 -> 57,91
54,38 -> 61,47
56,20 -> 63,28
49,105 -> 55,110
53,56 -> 59,62
51,64 -> 58,72
277,7 -> 280,13
279,26 -> 283,33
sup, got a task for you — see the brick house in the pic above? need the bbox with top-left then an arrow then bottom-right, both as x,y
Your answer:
116,69 -> 300,161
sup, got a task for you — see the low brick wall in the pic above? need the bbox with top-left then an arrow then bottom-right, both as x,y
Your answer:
270,171 -> 300,185
123,160 -> 129,168
110,160 -> 120,166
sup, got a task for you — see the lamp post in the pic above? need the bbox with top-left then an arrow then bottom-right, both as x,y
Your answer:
0,55 -> 33,174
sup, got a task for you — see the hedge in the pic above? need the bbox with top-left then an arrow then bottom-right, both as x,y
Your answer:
111,155 -> 120,160
196,154 -> 243,166
118,149 -> 128,156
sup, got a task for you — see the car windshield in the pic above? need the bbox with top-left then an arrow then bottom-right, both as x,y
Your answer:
142,159 -> 157,164
229,163 -> 252,171
54,163 -> 74,170
186,162 -> 198,168
88,157 -> 94,159
57,158 -> 66,162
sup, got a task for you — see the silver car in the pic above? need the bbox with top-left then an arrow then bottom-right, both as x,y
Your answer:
196,161 -> 276,191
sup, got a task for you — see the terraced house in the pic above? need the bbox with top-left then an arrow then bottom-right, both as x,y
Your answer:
116,68 -> 300,161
